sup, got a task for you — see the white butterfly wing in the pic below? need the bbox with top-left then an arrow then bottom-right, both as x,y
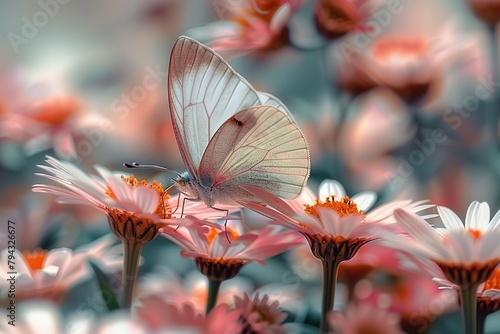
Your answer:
168,36 -> 264,178
198,105 -> 310,205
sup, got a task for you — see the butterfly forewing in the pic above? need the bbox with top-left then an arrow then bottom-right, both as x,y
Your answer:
168,36 -> 264,176
198,106 -> 310,203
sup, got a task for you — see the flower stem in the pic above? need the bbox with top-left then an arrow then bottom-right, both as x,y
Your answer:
460,284 -> 478,334
122,240 -> 142,310
321,259 -> 340,334
477,309 -> 487,334
206,279 -> 222,315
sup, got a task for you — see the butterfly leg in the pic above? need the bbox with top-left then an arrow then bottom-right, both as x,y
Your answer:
210,205 -> 238,243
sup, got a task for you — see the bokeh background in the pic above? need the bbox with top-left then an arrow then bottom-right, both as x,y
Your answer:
2,0 -> 500,333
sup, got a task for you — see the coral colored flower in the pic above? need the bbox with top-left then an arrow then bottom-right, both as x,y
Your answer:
32,156 -> 178,244
139,267 -> 252,311
234,293 -> 288,334
0,72 -> 85,160
243,179 -> 430,333
136,296 -> 242,334
334,26 -> 480,104
348,248 -> 457,333
386,201 -> 500,287
0,236 -> 120,303
314,0 -> 378,39
188,0 -> 304,57
162,219 -> 303,281
329,303 -> 402,334
467,0 -> 500,26
435,266 -> 500,319
244,179 -> 431,243
336,35 -> 437,102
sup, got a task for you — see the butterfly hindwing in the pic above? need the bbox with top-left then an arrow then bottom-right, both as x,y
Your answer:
198,105 -> 310,204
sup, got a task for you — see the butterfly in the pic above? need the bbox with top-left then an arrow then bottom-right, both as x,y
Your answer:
138,35 -> 310,209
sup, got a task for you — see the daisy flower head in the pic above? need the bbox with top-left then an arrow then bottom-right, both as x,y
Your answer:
233,293 -> 287,334
136,296 -> 242,334
434,266 -> 500,320
32,156 -> 174,244
329,303 -> 402,334
162,218 -> 303,282
138,267 -> 253,312
388,201 -> 500,287
243,179 -> 431,263
314,0 -> 380,40
478,268 -> 500,316
32,155 -> 184,309
242,179 -> 430,333
387,201 -> 500,333
188,0 -> 305,58
0,73 -> 84,161
0,236 -> 119,303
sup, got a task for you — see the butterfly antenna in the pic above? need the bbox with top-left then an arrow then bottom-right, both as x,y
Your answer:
123,162 -> 183,178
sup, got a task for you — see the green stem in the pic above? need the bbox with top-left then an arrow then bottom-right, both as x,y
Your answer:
477,309 -> 487,334
321,259 -> 340,334
460,285 -> 478,334
122,240 -> 142,310
206,279 -> 222,315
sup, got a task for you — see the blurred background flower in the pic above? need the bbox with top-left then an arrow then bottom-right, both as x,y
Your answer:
3,0 -> 500,332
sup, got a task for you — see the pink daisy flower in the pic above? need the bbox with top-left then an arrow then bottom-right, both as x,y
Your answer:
234,293 -> 288,334
329,303 -> 402,334
241,179 -> 431,333
0,236 -> 120,303
384,201 -> 500,333
162,219 -> 303,279
32,155 -> 192,308
188,0 -> 305,58
136,296 -> 242,334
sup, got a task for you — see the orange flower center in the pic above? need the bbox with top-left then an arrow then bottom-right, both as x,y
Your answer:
232,0 -> 282,27
105,175 -> 172,218
30,96 -> 82,125
373,37 -> 428,61
483,269 -> 500,291
22,249 -> 47,270
304,195 -> 363,218
206,226 -> 240,244
469,229 -> 482,240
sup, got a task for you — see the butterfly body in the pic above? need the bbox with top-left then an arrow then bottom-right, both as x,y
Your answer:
168,36 -> 310,208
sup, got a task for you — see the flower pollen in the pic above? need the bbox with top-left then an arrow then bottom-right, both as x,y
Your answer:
23,249 -> 47,270
105,175 -> 172,218
304,196 -> 363,218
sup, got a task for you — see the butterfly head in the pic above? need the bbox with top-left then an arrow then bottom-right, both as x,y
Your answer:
173,171 -> 191,186
172,171 -> 201,200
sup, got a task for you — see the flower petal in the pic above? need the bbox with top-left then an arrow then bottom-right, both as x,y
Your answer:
437,206 -> 464,231
465,201 -> 490,231
352,191 -> 377,211
319,179 -> 345,200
